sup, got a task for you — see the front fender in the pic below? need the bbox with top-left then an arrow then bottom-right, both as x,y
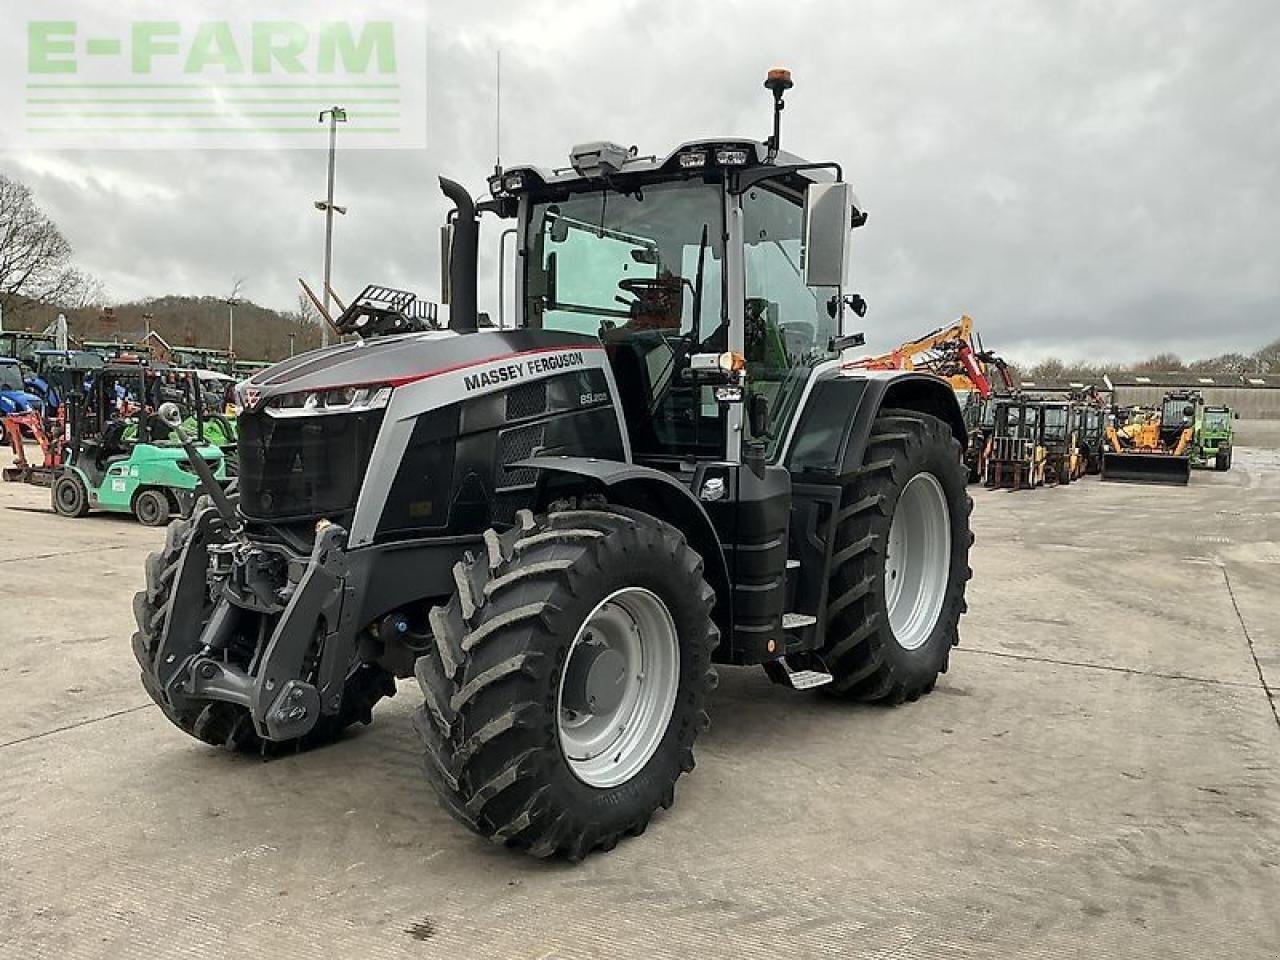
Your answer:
515,455 -> 731,633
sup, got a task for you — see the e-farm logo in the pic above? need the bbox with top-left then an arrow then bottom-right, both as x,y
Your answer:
4,2 -> 426,149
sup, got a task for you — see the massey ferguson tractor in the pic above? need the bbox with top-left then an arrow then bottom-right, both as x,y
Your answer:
133,71 -> 973,860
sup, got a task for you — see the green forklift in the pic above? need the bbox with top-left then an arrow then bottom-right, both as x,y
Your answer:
1193,404 -> 1235,471
49,364 -> 228,525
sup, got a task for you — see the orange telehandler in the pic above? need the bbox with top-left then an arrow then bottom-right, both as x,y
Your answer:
1101,392 -> 1196,485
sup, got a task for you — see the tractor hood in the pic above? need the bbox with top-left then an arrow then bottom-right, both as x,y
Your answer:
237,328 -> 602,411
0,388 -> 41,414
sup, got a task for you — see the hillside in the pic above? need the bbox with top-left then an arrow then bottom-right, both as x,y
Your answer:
5,295 -> 325,362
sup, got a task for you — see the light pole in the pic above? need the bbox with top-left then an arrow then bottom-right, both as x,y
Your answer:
226,297 -> 242,356
288,332 -> 296,358
317,106 -> 349,348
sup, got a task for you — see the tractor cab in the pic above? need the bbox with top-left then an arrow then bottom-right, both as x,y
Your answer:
505,148 -> 852,468
27,349 -> 104,412
1160,391 -> 1201,446
0,331 -> 56,367
985,397 -> 1048,489
1075,403 -> 1107,475
1036,400 -> 1083,485
482,138 -> 866,478
1195,404 -> 1235,471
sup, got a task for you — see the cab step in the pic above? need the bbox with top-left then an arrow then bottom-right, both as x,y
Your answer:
763,654 -> 834,690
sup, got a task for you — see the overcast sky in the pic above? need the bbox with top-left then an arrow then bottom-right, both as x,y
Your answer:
1,0 -> 1277,362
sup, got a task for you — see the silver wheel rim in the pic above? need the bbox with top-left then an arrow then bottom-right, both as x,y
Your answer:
884,472 -> 951,651
556,587 -> 679,788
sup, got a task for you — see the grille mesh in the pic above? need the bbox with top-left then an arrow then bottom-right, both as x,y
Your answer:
497,423 -> 545,487
506,381 -> 548,421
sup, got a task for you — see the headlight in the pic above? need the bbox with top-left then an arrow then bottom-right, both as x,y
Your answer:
265,384 -> 393,417
715,148 -> 749,166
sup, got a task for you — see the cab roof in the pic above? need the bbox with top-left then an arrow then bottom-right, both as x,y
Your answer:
498,138 -> 834,194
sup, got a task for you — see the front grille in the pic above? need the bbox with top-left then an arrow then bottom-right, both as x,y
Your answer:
506,380 -> 548,421
237,409 -> 384,522
497,423 -> 544,488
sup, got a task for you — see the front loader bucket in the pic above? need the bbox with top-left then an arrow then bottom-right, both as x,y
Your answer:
1101,452 -> 1191,486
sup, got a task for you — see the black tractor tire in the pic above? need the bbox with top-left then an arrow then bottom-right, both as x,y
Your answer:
414,503 -> 719,860
51,472 -> 90,518
222,449 -> 239,478
132,495 -> 395,752
133,488 -> 171,527
821,409 -> 972,704
1215,449 -> 1231,471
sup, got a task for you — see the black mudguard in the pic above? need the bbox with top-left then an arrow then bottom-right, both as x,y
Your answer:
785,370 -> 967,480
516,455 -> 732,636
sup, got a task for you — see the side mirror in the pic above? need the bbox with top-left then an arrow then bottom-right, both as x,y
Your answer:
439,222 -> 454,305
803,182 -> 863,288
749,393 -> 770,437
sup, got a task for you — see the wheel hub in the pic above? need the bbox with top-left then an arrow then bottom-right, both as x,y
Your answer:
884,471 -> 952,651
556,587 -> 679,789
561,640 -> 629,716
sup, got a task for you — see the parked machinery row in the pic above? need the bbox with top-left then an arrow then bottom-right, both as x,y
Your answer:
2,359 -> 235,525
966,389 -> 1233,490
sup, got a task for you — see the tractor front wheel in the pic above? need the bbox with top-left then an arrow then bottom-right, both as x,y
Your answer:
414,503 -> 719,859
821,409 -> 971,703
52,472 -> 90,518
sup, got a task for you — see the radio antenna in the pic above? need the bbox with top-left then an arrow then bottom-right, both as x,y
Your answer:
493,50 -> 502,177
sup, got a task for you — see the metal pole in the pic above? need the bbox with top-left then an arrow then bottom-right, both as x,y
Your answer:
228,300 -> 234,354
288,333 -> 296,358
321,110 -> 338,349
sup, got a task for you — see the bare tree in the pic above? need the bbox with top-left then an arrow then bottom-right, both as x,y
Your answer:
1132,351 -> 1186,372
294,291 -> 319,327
1254,337 -> 1280,374
0,174 -> 95,319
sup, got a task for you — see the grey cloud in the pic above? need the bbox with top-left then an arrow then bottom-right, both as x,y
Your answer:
0,0 -> 1275,362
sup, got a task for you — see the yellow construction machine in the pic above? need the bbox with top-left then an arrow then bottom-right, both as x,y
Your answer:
1101,392 -> 1196,485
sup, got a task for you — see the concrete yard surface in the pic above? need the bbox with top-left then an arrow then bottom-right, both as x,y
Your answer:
1,440 -> 1278,959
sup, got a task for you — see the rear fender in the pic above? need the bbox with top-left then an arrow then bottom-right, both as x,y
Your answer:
783,371 -> 966,479
516,456 -> 731,634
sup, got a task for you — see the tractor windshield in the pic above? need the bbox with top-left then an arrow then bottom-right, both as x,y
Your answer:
1161,398 -> 1192,427
1042,406 -> 1068,440
0,363 -> 24,392
1203,409 -> 1230,432
526,180 -> 727,459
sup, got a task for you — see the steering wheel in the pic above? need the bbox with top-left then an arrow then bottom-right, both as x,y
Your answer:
778,320 -> 817,359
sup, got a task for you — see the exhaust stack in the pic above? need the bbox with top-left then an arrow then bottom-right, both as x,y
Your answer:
439,177 -> 479,333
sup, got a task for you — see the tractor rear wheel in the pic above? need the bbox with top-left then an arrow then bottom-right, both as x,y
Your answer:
52,472 -> 90,518
133,488 -> 171,527
414,503 -> 718,859
1215,449 -> 1231,471
821,409 -> 971,703
133,496 -> 395,752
